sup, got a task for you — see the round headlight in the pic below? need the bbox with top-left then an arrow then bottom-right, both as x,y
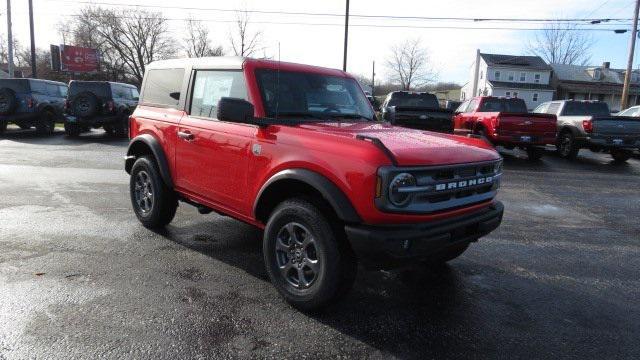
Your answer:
388,173 -> 416,207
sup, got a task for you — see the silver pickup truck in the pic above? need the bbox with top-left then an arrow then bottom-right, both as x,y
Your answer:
533,100 -> 640,162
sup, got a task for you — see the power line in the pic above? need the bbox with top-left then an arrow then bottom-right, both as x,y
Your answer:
40,0 -> 634,24
54,13 -> 632,32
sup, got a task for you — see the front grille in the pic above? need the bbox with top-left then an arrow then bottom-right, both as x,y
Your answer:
377,159 -> 502,214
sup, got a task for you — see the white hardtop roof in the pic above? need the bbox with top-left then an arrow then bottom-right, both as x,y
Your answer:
146,56 -> 245,70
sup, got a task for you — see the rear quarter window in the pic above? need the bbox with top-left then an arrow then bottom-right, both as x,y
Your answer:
141,68 -> 185,107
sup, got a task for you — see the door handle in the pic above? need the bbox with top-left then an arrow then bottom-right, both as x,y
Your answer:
177,130 -> 194,141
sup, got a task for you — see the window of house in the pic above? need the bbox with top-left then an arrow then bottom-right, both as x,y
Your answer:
513,91 -> 519,98
532,93 -> 539,102
494,71 -> 501,80
190,70 -> 247,119
593,69 -> 602,80
519,72 -> 526,82
508,72 -> 515,81
534,74 -> 541,83
505,91 -> 511,98
631,73 -> 639,83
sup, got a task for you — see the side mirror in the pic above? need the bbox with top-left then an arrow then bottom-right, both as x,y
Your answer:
217,97 -> 255,124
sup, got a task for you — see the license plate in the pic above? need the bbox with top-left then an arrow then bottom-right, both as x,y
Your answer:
612,138 -> 623,145
520,135 -> 532,142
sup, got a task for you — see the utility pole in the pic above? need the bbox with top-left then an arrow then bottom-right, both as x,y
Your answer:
621,0 -> 640,110
371,61 -> 375,95
6,0 -> 14,77
342,0 -> 349,71
28,0 -> 37,78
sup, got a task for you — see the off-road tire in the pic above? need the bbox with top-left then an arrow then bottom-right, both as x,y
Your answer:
114,113 -> 130,138
103,124 -> 115,136
263,198 -> 357,312
0,88 -> 17,115
35,111 -> 55,135
526,147 -> 544,161
72,92 -> 100,118
64,122 -> 81,137
556,130 -> 579,159
129,156 -> 178,229
610,149 -> 632,163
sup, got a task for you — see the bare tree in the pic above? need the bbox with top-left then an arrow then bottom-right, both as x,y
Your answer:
385,38 -> 437,90
183,18 -> 224,58
528,23 -> 594,65
71,7 -> 176,84
229,10 -> 262,57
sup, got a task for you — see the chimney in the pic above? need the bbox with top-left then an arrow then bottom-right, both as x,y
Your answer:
471,49 -> 481,97
602,62 -> 610,69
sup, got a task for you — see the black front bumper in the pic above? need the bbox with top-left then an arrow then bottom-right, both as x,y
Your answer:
345,201 -> 504,269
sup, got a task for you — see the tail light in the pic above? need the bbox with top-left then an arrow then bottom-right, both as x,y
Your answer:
492,116 -> 500,136
27,97 -> 34,109
582,119 -> 593,133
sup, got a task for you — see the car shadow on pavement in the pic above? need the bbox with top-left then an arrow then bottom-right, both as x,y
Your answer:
153,214 -> 484,357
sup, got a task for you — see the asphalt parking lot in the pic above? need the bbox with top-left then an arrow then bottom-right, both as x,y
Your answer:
1,127 -> 639,359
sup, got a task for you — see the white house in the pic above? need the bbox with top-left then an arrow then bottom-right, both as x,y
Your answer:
461,51 -> 555,110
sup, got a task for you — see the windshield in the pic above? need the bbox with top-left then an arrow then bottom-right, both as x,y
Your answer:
255,69 -> 374,121
388,92 -> 439,108
479,98 -> 528,113
561,101 -> 611,116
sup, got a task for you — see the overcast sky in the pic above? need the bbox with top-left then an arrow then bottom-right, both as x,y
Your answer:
1,0 -> 637,84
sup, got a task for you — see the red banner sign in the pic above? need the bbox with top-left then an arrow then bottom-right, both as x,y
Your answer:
60,45 -> 100,73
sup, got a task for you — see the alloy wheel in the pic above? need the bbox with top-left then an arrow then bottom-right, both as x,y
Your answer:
275,222 -> 321,289
133,170 -> 154,214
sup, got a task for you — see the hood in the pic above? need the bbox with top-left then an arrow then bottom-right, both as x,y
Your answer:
295,122 -> 499,166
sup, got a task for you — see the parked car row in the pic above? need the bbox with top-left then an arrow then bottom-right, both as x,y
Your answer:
0,78 -> 139,138
371,88 -> 639,163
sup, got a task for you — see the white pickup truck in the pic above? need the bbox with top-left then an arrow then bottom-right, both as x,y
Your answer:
533,100 -> 640,162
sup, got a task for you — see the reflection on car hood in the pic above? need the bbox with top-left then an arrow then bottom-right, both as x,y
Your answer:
295,122 -> 499,166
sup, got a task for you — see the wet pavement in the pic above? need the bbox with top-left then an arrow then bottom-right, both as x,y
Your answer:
1,127 -> 639,359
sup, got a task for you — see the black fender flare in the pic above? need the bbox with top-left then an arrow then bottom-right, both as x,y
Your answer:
125,134 -> 174,188
253,168 -> 362,224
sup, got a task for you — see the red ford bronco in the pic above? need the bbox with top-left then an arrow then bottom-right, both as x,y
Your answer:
125,57 -> 504,310
454,96 -> 557,160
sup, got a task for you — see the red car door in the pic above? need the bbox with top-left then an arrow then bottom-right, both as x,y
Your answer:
175,69 -> 255,216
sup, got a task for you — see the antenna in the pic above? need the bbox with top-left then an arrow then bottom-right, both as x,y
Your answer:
275,41 -> 281,120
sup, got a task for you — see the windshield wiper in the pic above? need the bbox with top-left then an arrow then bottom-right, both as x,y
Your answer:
326,113 -> 373,121
274,111 -> 327,120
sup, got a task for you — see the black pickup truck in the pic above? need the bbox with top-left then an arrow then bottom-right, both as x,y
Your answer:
381,91 -> 454,133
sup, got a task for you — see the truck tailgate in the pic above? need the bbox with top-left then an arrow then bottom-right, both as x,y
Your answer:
498,113 -> 556,133
392,106 -> 453,133
593,116 -> 640,136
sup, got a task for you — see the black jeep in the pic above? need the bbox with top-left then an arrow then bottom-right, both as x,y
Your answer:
65,81 -> 139,137
0,78 -> 67,135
